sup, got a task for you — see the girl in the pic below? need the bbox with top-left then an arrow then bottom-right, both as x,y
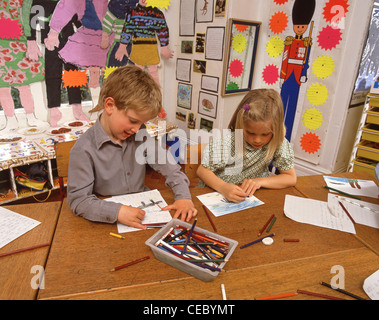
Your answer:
197,89 -> 297,203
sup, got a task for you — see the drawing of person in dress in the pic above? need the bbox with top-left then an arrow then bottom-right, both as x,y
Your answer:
0,0 -> 47,132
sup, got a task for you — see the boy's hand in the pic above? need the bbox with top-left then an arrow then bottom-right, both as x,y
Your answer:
219,183 -> 247,203
117,205 -> 147,230
162,199 -> 198,222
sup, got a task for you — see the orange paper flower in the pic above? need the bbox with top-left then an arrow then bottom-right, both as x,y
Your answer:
62,69 -> 88,88
270,12 -> 288,35
300,132 -> 322,154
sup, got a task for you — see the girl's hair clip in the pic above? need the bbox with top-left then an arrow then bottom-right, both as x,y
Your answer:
243,104 -> 250,112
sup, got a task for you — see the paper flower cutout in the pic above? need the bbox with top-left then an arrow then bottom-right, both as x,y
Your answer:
274,0 -> 289,5
62,69 -> 88,88
302,108 -> 324,131
226,82 -> 239,91
229,59 -> 244,78
312,55 -> 335,79
307,83 -> 329,106
146,0 -> 171,9
300,132 -> 322,154
323,0 -> 349,24
104,66 -> 119,79
262,64 -> 279,85
235,24 -> 249,32
0,18 -> 22,40
270,11 -> 288,35
266,36 -> 284,58
318,25 -> 342,51
232,34 -> 247,53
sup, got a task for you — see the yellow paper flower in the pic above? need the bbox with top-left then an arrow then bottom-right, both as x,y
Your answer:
312,55 -> 335,80
266,36 -> 284,58
302,108 -> 324,131
146,0 -> 171,9
307,83 -> 329,107
232,34 -> 247,53
103,66 -> 119,79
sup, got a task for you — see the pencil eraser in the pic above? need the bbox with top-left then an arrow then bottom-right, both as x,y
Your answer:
262,237 -> 274,246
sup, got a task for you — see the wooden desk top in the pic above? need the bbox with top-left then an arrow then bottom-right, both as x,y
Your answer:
38,173 -> 379,300
0,201 -> 61,300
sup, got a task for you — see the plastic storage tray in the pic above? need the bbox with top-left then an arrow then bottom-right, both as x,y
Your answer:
145,219 -> 238,282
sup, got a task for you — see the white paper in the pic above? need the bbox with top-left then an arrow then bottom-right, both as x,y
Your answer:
104,189 -> 172,233
324,176 -> 379,198
176,59 -> 191,82
335,196 -> 379,229
179,0 -> 195,36
197,192 -> 264,217
205,27 -> 225,60
364,269 -> 379,300
284,195 -> 356,234
0,206 -> 41,249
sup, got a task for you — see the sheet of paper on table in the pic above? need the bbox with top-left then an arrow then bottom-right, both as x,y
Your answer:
364,269 -> 379,300
104,189 -> 172,233
197,191 -> 264,217
324,176 -> 379,199
0,206 -> 41,249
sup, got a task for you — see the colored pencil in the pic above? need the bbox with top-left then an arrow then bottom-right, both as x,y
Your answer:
221,284 -> 227,300
297,289 -> 346,300
240,233 -> 275,249
182,218 -> 197,255
110,256 -> 150,272
338,201 -> 356,224
109,232 -> 125,239
0,243 -> 50,259
255,292 -> 298,300
324,186 -> 361,200
283,239 -> 300,242
320,282 -> 367,300
258,214 -> 275,236
266,216 -> 277,233
202,205 -> 217,232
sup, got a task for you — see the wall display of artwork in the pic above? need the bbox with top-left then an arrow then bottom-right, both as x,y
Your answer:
177,83 -> 193,110
198,91 -> 218,119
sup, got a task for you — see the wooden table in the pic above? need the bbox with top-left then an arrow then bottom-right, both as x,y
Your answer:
37,173 -> 379,301
0,201 -> 61,300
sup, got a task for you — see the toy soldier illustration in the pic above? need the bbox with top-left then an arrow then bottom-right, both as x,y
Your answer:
280,0 -> 316,141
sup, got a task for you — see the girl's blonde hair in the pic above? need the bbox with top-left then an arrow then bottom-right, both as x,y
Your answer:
90,65 -> 162,118
228,89 -> 286,161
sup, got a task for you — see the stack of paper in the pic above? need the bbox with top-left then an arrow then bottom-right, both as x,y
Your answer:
284,193 -> 379,234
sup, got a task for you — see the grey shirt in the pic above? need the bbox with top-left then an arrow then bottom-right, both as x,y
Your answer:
67,118 -> 191,223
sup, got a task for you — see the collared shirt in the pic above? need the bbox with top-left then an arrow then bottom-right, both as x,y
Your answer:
67,118 -> 190,223
198,132 -> 294,186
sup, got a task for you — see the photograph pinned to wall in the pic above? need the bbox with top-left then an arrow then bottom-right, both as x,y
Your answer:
193,60 -> 207,74
177,83 -> 193,110
176,108 -> 187,122
201,75 -> 219,92
198,91 -> 218,119
215,0 -> 227,18
180,0 -> 196,36
187,112 -> 197,129
200,117 -> 214,132
222,19 -> 261,96
205,26 -> 225,61
196,0 -> 214,23
181,40 -> 193,54
176,58 -> 192,82
196,33 -> 206,53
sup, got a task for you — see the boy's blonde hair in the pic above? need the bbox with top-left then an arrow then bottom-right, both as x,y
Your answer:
90,65 -> 162,118
228,89 -> 286,161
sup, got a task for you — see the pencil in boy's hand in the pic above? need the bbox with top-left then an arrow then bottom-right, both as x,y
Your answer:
110,256 -> 150,272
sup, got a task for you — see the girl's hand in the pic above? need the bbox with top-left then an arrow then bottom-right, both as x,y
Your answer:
219,183 -> 247,203
241,179 -> 262,197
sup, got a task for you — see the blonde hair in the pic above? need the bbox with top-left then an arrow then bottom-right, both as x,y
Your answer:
90,65 -> 162,118
228,89 -> 286,161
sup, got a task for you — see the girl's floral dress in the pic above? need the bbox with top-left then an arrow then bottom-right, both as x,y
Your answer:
0,0 -> 44,87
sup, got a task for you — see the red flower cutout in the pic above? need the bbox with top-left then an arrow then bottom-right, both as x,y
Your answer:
317,25 -> 342,51
300,132 -> 322,154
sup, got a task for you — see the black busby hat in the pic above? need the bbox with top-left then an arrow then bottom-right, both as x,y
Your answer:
292,0 -> 316,25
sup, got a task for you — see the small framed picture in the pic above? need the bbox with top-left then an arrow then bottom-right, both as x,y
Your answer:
196,0 -> 214,23
176,58 -> 191,82
193,59 -> 207,74
201,75 -> 219,92
198,91 -> 218,119
177,83 -> 192,110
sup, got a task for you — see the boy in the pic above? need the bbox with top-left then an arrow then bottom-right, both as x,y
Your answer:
67,66 -> 197,229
